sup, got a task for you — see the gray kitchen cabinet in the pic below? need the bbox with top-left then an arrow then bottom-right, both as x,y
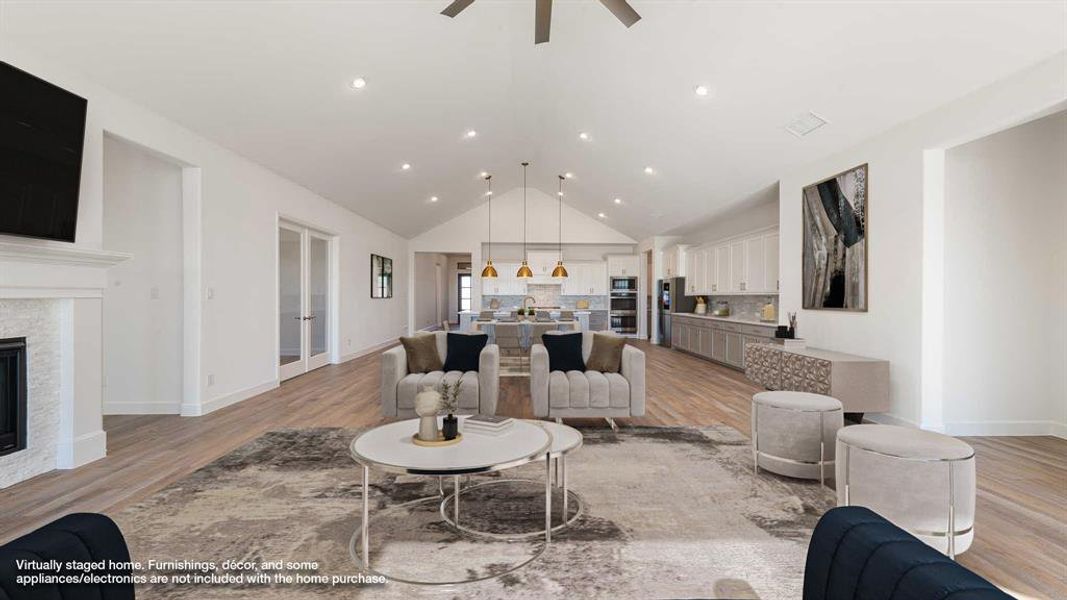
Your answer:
697,327 -> 713,358
725,332 -> 744,367
711,329 -> 726,362
670,313 -> 779,371
588,310 -> 609,331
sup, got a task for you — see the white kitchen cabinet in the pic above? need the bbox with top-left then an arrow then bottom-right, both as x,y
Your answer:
763,232 -> 780,293
527,251 -> 561,281
743,236 -> 765,294
589,262 -> 608,294
561,262 -> 608,296
664,245 -> 686,278
684,251 -> 697,294
607,254 -> 640,277
672,228 -> 779,296
729,241 -> 745,293
704,248 -> 717,295
713,246 -> 730,294
481,262 -> 527,295
692,249 -> 707,295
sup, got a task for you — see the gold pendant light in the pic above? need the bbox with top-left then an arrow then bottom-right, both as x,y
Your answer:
480,174 -> 498,278
516,162 -> 534,278
551,174 -> 568,278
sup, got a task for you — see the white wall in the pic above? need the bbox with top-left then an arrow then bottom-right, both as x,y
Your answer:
942,111 -> 1067,436
102,135 -> 184,414
777,51 -> 1066,429
0,46 -> 410,418
678,184 -> 780,246
413,252 -> 447,331
409,187 -> 636,330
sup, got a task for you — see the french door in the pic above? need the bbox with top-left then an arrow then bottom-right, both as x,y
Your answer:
278,221 -> 333,381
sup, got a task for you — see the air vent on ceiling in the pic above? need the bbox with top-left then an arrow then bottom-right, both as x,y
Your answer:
785,112 -> 829,137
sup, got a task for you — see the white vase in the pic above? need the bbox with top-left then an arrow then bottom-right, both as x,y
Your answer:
415,387 -> 442,441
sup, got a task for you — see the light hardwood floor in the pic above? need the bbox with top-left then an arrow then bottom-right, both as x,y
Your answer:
1,341 -> 1063,598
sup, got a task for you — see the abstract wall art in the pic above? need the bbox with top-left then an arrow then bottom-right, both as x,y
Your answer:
802,164 -> 868,311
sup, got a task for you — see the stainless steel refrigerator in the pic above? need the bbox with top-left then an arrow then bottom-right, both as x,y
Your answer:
657,277 -> 696,347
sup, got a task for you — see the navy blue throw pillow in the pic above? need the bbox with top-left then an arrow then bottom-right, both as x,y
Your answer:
542,332 -> 585,372
443,333 -> 488,372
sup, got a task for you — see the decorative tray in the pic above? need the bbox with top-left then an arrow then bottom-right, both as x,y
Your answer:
412,433 -> 463,447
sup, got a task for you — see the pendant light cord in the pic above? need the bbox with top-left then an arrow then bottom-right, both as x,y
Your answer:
558,175 -> 564,261
486,174 -> 492,258
522,162 -> 529,259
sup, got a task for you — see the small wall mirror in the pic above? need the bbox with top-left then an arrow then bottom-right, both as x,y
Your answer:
371,254 -> 393,299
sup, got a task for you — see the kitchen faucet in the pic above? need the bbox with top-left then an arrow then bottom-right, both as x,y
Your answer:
523,296 -> 536,313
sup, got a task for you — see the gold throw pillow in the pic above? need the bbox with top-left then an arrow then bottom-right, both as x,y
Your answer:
400,334 -> 443,373
585,333 -> 626,373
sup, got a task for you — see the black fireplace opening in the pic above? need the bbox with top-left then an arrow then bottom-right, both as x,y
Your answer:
0,337 -> 27,457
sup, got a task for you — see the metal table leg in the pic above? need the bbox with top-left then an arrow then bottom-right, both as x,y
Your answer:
561,454 -> 568,524
545,454 -> 552,544
454,475 -> 460,527
361,465 -> 369,571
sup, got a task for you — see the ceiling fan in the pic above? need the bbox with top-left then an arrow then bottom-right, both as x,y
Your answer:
441,0 -> 641,44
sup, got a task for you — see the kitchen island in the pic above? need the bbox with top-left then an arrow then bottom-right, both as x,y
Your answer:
459,310 -> 593,332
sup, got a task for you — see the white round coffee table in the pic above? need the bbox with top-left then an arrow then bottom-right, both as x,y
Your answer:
349,417 -> 553,585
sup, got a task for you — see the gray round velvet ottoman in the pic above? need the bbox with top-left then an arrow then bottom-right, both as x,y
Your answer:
836,424 -> 976,558
751,391 -> 843,486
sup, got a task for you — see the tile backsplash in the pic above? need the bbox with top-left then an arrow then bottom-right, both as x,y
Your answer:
703,294 -> 779,321
484,284 -> 608,310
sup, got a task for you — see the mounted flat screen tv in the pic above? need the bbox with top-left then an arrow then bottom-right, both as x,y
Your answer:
0,61 -> 87,242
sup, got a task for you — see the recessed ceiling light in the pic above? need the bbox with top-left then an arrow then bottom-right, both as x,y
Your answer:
430,196 -> 439,202
597,212 -> 606,219
579,132 -> 590,141
695,85 -> 710,97
614,197 -> 622,204
401,163 -> 411,171
351,77 -> 367,89
564,172 -> 574,179
643,166 -> 655,175
466,129 -> 478,138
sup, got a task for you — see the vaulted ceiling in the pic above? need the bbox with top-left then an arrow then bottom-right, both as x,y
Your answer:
2,1 -> 1064,239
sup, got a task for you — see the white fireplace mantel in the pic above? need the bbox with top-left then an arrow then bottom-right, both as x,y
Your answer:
1,241 -> 131,300
0,240 -> 132,267
0,240 -> 131,482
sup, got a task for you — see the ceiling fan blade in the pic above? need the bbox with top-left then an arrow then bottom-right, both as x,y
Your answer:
440,0 -> 475,18
598,0 -> 641,28
535,0 -> 553,44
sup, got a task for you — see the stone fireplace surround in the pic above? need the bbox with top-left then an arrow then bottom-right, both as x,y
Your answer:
0,239 -> 129,488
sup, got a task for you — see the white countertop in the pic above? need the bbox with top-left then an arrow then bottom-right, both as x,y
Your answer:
460,310 -> 593,315
671,313 -> 778,327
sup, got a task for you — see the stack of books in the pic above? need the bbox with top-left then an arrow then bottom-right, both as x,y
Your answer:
464,414 -> 514,437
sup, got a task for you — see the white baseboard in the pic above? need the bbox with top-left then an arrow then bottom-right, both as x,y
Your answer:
181,379 -> 279,417
863,412 -> 919,429
338,337 -> 399,364
104,401 -> 181,415
56,429 -> 107,469
943,420 -> 1067,438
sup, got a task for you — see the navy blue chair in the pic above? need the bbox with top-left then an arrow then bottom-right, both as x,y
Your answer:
805,506 -> 1012,600
0,513 -> 134,600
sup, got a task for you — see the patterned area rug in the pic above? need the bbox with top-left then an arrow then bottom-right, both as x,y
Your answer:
113,426 -> 834,599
